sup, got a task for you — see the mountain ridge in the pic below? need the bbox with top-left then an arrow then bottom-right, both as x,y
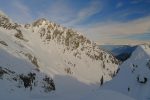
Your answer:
102,44 -> 150,100
0,10 -> 120,100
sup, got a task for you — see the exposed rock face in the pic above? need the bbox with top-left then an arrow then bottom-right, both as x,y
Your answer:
30,19 -> 119,64
0,13 -> 18,30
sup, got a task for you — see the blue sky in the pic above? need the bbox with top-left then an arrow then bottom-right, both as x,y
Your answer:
0,0 -> 150,43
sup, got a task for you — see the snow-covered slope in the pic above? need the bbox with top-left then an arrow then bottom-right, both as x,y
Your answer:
102,44 -> 150,100
24,18 -> 119,83
0,11 -> 119,99
81,89 -> 135,100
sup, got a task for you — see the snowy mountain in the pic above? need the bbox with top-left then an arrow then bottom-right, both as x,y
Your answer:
0,11 -> 120,99
102,44 -> 150,100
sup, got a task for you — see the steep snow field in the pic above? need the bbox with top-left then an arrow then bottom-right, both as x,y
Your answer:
0,11 -> 121,100
102,44 -> 150,100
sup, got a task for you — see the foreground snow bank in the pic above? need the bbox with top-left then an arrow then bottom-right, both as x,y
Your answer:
81,90 -> 135,100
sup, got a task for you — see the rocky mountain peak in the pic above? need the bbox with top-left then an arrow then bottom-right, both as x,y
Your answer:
0,11 -> 120,88
0,11 -> 19,30
25,18 -> 119,66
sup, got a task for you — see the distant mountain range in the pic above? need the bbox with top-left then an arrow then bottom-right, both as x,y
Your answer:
100,45 -> 137,61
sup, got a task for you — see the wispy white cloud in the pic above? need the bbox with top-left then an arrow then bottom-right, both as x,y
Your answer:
0,0 -> 102,26
38,0 -> 74,24
0,0 -> 33,23
11,0 -> 33,23
38,0 -> 102,27
66,0 -> 102,26
77,16 -> 150,40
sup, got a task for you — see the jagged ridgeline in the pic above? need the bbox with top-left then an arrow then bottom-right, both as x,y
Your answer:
0,11 -> 119,95
24,18 -> 119,64
0,12 -> 19,29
